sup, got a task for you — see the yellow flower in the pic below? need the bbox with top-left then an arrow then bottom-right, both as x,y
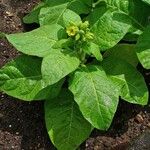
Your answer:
66,25 -> 79,37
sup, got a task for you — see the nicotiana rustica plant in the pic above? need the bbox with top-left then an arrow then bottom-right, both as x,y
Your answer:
0,0 -> 150,149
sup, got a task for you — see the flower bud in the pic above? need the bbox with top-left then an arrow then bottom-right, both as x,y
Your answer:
75,34 -> 80,41
79,30 -> 85,35
85,32 -> 94,40
80,21 -> 89,30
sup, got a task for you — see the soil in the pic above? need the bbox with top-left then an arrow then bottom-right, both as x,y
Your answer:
0,0 -> 150,150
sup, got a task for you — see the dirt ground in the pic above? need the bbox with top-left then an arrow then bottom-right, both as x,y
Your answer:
0,0 -> 150,150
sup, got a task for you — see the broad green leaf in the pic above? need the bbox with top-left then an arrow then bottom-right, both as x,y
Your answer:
39,0 -> 90,26
69,65 -> 119,130
88,0 -> 150,50
39,6 -> 81,26
104,44 -> 139,67
39,3 -> 68,26
68,0 -> 91,14
52,38 -> 74,49
45,0 -> 91,14
101,0 -> 150,28
45,89 -> 92,150
88,7 -> 131,50
82,42 -> 103,61
142,0 -> 150,5
129,1 -> 150,28
63,9 -> 81,27
123,29 -> 142,42
81,0 -> 92,6
6,25 -> 66,57
42,49 -> 80,85
23,2 -> 45,24
0,55 -> 63,101
102,57 -> 148,105
135,26 -> 150,69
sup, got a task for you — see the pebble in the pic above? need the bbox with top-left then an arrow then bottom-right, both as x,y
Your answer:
147,123 -> 150,128
5,11 -> 13,17
0,42 -> 4,46
15,132 -> 19,135
135,114 -> 144,123
0,113 -> 4,118
94,145 -> 99,150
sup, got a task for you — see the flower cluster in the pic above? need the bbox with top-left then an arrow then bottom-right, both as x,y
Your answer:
66,21 -> 94,41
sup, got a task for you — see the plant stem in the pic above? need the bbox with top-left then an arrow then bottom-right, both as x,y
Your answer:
0,32 -> 6,39
92,0 -> 102,8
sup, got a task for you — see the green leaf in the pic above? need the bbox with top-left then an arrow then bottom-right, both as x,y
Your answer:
68,0 -> 91,14
88,6 -> 131,50
52,38 -> 74,49
63,9 -> 81,27
142,0 -> 150,5
101,0 -> 150,28
42,49 -> 80,85
69,65 -> 119,130
82,0 -> 92,6
129,1 -> 150,28
39,3 -> 68,26
104,44 -> 139,67
102,57 -> 148,105
45,89 -> 92,150
135,26 -> 150,69
39,0 -> 90,26
45,0 -> 91,14
23,2 -> 45,24
123,29 -> 142,42
6,25 -> 66,57
82,42 -> 103,61
0,55 -> 63,101
88,0 -> 150,50
23,0 -> 88,24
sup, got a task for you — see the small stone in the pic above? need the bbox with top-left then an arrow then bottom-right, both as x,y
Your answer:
0,42 -> 4,46
5,11 -> 13,17
147,123 -> 150,128
94,146 -> 99,150
0,113 -> 4,118
16,132 -> 19,135
145,72 -> 150,76
135,114 -> 144,123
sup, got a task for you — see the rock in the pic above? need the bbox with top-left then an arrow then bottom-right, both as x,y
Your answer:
5,11 -> 13,17
0,113 -> 4,118
147,123 -> 150,128
135,114 -> 144,123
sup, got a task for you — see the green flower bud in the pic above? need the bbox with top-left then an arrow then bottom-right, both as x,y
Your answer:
82,37 -> 86,41
66,25 -> 79,37
79,30 -> 85,35
75,34 -> 80,41
85,32 -> 94,40
80,21 -> 89,30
